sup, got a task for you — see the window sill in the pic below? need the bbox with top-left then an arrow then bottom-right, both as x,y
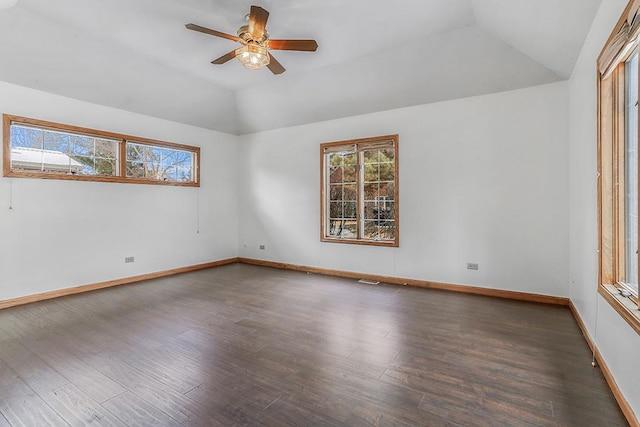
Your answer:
599,284 -> 640,335
321,237 -> 399,247
4,170 -> 199,187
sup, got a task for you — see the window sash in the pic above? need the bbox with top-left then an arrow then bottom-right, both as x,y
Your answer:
125,141 -> 196,183
600,63 -> 640,298
8,123 -> 120,177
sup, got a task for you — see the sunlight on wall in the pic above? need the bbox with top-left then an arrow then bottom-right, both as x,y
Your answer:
247,152 -> 319,264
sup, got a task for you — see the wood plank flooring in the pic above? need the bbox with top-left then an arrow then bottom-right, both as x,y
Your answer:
0,263 -> 628,426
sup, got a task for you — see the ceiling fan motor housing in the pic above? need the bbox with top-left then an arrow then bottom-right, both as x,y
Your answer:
237,24 -> 269,44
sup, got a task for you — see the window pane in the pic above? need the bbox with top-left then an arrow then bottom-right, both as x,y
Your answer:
328,152 -> 342,166
43,130 -> 68,153
363,163 -> 378,182
364,201 -> 395,221
329,220 -> 357,238
329,166 -> 343,184
625,50 -> 639,294
343,184 -> 357,201
329,202 -> 357,220
70,135 -> 93,156
365,183 -> 395,202
344,201 -> 357,219
328,220 -> 344,237
364,183 -> 378,201
343,152 -> 357,166
95,139 -> 117,159
329,184 -> 342,201
379,162 -> 395,182
127,144 -> 148,178
342,221 -> 357,237
330,185 -> 357,206
10,126 -> 44,149
329,151 -> 355,165
380,182 -> 395,200
161,149 -> 177,180
175,152 -> 194,182
363,220 -> 396,241
343,165 -> 357,183
363,150 -> 379,163
126,161 -> 145,178
329,201 -> 343,219
363,149 -> 395,182
329,151 -> 357,184
380,147 -> 395,161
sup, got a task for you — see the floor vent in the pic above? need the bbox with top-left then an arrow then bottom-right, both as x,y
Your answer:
358,279 -> 380,285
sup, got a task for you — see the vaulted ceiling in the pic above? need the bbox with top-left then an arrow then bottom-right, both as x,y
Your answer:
0,0 -> 602,134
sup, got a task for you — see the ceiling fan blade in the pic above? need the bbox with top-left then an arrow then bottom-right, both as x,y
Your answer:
185,23 -> 241,43
267,39 -> 318,51
212,49 -> 240,65
248,5 -> 269,40
267,53 -> 285,75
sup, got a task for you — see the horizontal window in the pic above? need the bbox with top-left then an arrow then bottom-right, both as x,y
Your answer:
3,114 -> 200,186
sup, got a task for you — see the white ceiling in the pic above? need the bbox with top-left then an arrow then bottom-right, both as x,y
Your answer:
0,0 -> 602,134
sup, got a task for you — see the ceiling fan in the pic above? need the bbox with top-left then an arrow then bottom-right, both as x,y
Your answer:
186,5 -> 318,75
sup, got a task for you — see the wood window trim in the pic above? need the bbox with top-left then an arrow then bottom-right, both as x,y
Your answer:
598,0 -> 640,77
598,0 -> 640,336
3,114 -> 200,187
320,134 -> 399,247
599,285 -> 640,335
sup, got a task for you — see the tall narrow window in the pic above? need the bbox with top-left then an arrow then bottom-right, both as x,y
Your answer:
597,0 -> 640,335
321,135 -> 399,247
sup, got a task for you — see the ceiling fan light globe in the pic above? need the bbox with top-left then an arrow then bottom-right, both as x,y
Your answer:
237,44 -> 270,70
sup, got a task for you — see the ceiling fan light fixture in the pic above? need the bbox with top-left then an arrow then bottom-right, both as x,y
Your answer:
237,44 -> 270,70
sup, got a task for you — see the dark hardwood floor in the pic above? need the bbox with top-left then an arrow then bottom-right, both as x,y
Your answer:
0,263 -> 627,426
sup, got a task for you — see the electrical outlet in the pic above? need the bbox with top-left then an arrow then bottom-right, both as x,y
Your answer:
467,263 -> 478,270
259,245 -> 265,250
125,256 -> 135,263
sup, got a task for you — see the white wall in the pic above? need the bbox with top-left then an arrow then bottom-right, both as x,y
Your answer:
569,0 -> 640,418
238,82 -> 570,297
0,81 -> 239,301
